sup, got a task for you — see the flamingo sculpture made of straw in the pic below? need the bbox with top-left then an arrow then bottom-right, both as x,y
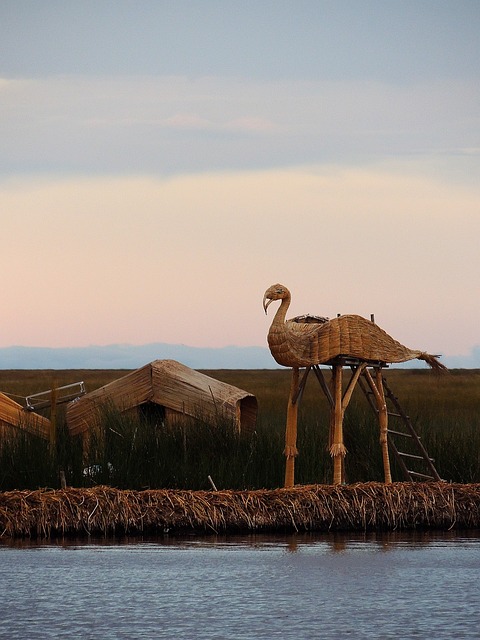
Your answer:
263,284 -> 447,372
263,283 -> 447,486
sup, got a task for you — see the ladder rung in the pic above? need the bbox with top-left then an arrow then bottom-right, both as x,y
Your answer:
361,375 -> 441,482
398,452 -> 424,460
388,429 -> 413,438
407,470 -> 434,479
389,412 -> 411,420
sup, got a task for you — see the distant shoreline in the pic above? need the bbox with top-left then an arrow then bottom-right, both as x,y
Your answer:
0,343 -> 477,369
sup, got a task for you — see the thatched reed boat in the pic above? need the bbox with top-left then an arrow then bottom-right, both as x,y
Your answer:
0,392 -> 51,441
1,483 -> 479,539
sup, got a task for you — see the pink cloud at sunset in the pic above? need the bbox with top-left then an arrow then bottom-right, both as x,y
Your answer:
1,164 -> 478,358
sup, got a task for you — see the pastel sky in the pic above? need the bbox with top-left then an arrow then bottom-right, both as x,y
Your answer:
1,1 -> 479,363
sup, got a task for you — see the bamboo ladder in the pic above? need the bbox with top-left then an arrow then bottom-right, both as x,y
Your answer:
283,358 -> 441,487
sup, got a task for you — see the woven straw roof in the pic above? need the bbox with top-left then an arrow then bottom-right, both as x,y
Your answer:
66,359 -> 257,436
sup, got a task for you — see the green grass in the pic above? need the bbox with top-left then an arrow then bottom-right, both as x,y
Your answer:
0,368 -> 479,490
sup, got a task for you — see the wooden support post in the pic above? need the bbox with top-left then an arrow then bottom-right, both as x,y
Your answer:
376,368 -> 392,484
364,368 -> 392,484
292,367 -> 311,405
328,370 -> 336,450
284,367 -> 300,488
343,364 -> 366,409
312,365 -> 334,407
325,362 -> 367,484
330,365 -> 346,484
311,366 -> 337,475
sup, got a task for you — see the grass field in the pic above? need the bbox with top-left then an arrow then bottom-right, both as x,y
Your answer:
0,367 -> 479,490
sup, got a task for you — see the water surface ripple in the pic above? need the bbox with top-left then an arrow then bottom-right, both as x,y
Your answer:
1,530 -> 479,639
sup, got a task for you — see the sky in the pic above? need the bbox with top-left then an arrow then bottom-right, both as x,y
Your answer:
1,0 -> 479,366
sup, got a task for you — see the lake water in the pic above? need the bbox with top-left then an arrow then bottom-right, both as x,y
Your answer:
1,530 -> 479,639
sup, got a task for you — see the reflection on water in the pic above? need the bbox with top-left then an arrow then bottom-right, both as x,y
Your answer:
1,530 -> 480,639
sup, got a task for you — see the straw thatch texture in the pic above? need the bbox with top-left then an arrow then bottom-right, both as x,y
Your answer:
1,483 -> 479,538
263,284 -> 447,371
66,359 -> 257,436
0,392 -> 51,441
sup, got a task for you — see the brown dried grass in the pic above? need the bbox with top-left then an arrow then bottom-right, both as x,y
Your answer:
1,482 -> 479,539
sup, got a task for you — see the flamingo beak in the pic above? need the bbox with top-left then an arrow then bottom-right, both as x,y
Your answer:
263,295 -> 273,314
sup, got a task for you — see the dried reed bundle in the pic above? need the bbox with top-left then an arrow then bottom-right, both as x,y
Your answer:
263,285 -> 447,371
1,483 -> 479,539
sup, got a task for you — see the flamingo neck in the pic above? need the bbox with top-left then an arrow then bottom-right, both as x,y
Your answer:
272,295 -> 290,325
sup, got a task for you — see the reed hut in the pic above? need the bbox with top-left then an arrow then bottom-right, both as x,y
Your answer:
66,359 -> 257,437
0,392 -> 51,442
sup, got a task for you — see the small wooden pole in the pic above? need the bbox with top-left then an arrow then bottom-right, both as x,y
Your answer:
284,367 -> 300,488
81,429 -> 90,465
49,382 -> 58,454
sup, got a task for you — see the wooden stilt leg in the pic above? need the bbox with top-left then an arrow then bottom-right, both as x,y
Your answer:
364,368 -> 392,484
330,365 -> 346,484
284,367 -> 299,488
376,369 -> 392,484
328,373 -> 335,451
